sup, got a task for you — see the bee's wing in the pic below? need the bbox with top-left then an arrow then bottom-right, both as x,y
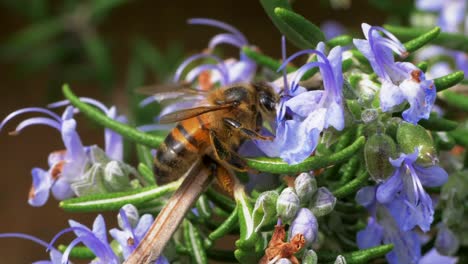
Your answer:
159,103 -> 235,124
136,82 -> 208,102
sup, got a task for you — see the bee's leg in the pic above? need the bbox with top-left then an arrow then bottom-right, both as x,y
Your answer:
211,162 -> 236,196
209,129 -> 249,172
223,117 -> 274,141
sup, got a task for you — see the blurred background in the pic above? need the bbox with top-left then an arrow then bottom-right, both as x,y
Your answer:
0,0 -> 408,262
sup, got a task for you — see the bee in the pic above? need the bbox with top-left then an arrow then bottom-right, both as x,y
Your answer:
148,82 -> 277,192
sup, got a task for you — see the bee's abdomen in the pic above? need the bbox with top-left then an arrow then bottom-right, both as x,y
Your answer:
154,118 -> 206,184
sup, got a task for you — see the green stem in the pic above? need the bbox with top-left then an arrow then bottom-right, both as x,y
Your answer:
62,84 -> 165,149
60,180 -> 181,212
246,136 -> 365,174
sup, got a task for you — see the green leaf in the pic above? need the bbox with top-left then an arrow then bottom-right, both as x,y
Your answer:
246,136 -> 365,174
435,71 -> 465,92
0,17 -> 64,59
273,8 -> 325,49
137,163 -> 156,186
136,144 -> 155,178
82,35 -> 114,92
208,207 -> 239,241
60,180 -> 181,212
344,244 -> 394,264
90,0 -> 129,22
58,245 -> 95,259
403,26 -> 440,53
62,84 -> 165,149
333,167 -> 369,198
327,35 -> 353,48
439,90 -> 468,111
449,129 -> 468,147
385,24 -> 468,51
183,220 -> 208,264
419,112 -> 458,131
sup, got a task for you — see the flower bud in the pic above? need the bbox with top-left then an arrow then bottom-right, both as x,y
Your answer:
252,191 -> 279,232
364,133 -> 397,182
117,204 -> 140,229
302,249 -> 318,264
309,187 -> 336,217
289,208 -> 318,247
361,108 -> 378,123
276,187 -> 300,223
396,122 -> 437,166
334,255 -> 346,264
294,172 -> 317,204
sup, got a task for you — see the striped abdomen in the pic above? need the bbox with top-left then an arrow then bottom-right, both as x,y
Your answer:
154,117 -> 209,184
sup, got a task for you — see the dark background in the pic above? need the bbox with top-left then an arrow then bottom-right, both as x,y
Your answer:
0,0 -> 390,262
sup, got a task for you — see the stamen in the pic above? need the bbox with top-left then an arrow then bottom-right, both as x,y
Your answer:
0,107 -> 62,132
208,33 -> 246,49
188,18 -> 248,45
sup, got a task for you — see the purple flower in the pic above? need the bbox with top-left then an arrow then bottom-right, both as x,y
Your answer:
49,215 -> 120,264
142,19 -> 257,119
0,99 -> 129,206
353,23 -> 436,124
257,41 -> 344,164
109,204 -> 155,260
356,186 -> 422,264
376,148 -> 448,232
419,248 -> 458,264
173,18 -> 256,87
49,213 -> 168,264
0,233 -> 65,264
416,0 -> 466,33
289,208 -> 318,247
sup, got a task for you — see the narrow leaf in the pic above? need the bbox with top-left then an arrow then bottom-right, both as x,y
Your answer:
435,71 -> 465,92
60,180 -> 180,212
419,112 -> 458,131
385,24 -> 468,51
62,84 -> 165,148
273,7 -> 325,49
439,90 -> 468,111
403,26 -> 440,52
246,136 -> 365,174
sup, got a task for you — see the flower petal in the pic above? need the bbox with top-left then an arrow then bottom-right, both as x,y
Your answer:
28,168 -> 52,207
414,165 -> 448,187
357,217 -> 383,249
376,170 -> 403,204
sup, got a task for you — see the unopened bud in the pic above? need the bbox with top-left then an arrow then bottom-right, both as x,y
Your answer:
294,172 -> 317,204
253,191 -> 279,232
117,204 -> 140,229
364,133 -> 397,182
276,187 -> 300,223
289,208 -> 318,247
309,187 -> 336,217
361,109 -> 378,123
302,249 -> 318,264
397,122 -> 437,166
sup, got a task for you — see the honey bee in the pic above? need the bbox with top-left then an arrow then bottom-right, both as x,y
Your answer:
151,82 -> 278,192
